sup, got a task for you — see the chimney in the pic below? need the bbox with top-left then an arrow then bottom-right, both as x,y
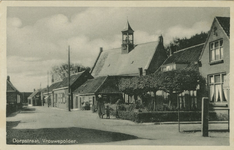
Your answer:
100,47 -> 103,53
34,89 -> 36,92
159,35 -> 163,44
138,68 -> 143,76
77,67 -> 80,72
169,49 -> 173,56
7,76 -> 10,81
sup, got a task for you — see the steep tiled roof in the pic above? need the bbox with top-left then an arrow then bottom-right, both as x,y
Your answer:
163,43 -> 204,65
216,17 -> 230,37
91,41 -> 163,77
49,82 -> 62,91
74,76 -> 107,94
7,80 -> 20,93
74,76 -> 121,95
56,71 -> 85,89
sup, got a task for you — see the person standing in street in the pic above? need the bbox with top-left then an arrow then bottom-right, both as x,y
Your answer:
97,95 -> 105,118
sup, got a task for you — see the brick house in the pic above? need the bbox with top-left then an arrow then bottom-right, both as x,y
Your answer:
6,76 -> 21,113
199,17 -> 230,114
88,21 -> 168,104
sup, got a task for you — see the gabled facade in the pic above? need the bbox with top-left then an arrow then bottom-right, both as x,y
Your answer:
6,76 -> 21,113
199,17 -> 230,107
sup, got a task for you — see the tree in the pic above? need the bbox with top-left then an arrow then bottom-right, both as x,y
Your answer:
118,67 -> 205,110
156,68 -> 205,107
165,32 -> 208,56
51,63 -> 91,82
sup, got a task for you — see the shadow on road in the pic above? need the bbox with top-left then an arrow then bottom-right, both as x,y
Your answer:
6,121 -> 21,129
7,127 -> 139,145
19,107 -> 36,114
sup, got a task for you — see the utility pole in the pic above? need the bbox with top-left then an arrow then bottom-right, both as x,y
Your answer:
47,71 -> 49,107
68,45 -> 71,111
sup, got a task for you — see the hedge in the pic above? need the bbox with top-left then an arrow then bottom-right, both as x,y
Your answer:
115,111 -> 226,123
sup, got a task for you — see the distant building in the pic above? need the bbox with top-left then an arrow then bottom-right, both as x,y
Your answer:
27,89 -> 42,106
21,92 -> 32,105
41,70 -> 92,110
6,76 -> 21,113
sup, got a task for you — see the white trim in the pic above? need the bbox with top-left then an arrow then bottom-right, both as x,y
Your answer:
174,43 -> 205,54
53,86 -> 68,91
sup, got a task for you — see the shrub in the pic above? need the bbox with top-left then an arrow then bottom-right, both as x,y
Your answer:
116,111 -> 221,123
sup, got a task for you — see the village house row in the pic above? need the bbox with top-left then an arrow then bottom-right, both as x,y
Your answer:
7,17 -> 230,116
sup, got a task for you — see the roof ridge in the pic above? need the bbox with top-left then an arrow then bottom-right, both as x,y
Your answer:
103,41 -> 158,52
216,16 -> 230,19
94,76 -> 108,93
7,80 -> 19,92
174,43 -> 205,53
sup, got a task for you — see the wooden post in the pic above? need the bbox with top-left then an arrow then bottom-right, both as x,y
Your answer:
178,94 -> 180,132
68,46 -> 71,112
202,97 -> 209,137
47,71 -> 49,108
228,109 -> 230,132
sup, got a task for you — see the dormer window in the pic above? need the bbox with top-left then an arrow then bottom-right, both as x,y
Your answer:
210,39 -> 223,64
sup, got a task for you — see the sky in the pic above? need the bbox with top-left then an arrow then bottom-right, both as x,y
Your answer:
6,7 -> 230,92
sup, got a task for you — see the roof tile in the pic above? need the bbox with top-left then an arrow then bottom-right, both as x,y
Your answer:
163,43 -> 204,65
216,17 -> 230,37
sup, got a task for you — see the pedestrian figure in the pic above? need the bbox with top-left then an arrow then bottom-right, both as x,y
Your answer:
105,105 -> 110,119
97,95 -> 105,118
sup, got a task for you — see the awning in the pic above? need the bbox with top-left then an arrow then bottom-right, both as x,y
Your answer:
223,73 -> 230,90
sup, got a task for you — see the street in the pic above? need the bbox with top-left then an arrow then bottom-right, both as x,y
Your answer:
6,106 -> 229,145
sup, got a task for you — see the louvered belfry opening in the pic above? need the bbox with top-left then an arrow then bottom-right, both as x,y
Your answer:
121,21 -> 134,54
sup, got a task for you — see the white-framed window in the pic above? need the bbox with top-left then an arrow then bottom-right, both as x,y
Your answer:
190,90 -> 197,108
210,39 -> 223,62
17,95 -> 21,103
209,73 -> 227,103
178,92 -> 185,109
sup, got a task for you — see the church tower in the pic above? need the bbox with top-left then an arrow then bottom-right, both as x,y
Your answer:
121,21 -> 134,54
